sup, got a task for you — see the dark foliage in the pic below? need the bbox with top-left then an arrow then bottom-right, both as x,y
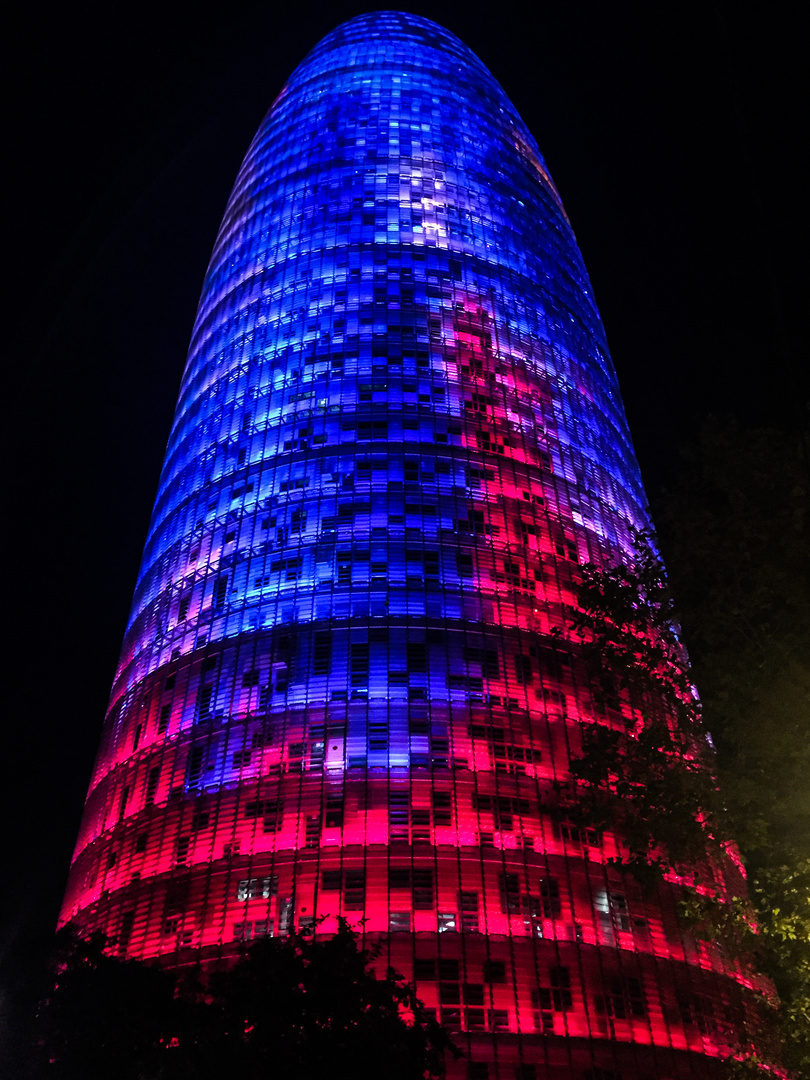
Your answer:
563,420 -> 809,1075
564,529 -> 722,886
564,527 -> 787,1072
656,418 -> 810,1077
26,923 -> 453,1080
203,920 -> 453,1080
28,929 -> 178,1079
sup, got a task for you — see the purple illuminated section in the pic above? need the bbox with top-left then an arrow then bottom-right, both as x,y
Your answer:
60,13 -> 762,1078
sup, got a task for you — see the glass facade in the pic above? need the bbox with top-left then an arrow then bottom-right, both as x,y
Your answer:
60,13 -> 761,1077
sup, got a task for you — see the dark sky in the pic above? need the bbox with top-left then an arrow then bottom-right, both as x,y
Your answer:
3,0 -> 806,996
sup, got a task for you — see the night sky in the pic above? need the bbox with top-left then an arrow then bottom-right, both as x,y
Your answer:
3,0 -> 805,995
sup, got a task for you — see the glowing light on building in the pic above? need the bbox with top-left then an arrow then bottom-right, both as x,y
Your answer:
61,13 -> 763,1077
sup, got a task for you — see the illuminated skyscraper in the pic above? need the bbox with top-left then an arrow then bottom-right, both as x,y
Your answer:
61,12 -> 761,1077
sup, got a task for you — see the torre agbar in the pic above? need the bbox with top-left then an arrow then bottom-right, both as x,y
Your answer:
61,12 -> 761,1079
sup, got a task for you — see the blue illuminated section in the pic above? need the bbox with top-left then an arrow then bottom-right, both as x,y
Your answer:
60,14 -> 757,1079
115,13 -> 646,707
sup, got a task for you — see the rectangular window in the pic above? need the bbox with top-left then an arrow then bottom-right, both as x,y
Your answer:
679,992 -> 716,1034
290,508 -> 306,533
325,794 -> 344,827
197,684 -> 213,718
549,966 -> 573,1011
464,646 -> 499,677
119,910 -> 135,947
459,891 -> 479,932
438,957 -> 459,981
560,822 -> 600,846
322,869 -> 342,891
413,958 -> 436,980
313,632 -> 332,676
412,868 -> 434,909
350,643 -> 369,685
457,551 -> 474,576
305,815 -> 321,847
626,976 -> 646,1017
213,576 -> 228,609
433,790 -> 452,825
343,869 -> 366,909
597,975 -> 645,1019
609,892 -> 631,932
186,746 -> 204,785
493,799 -> 513,832
368,721 -> 388,751
233,920 -> 273,942
407,642 -> 427,672
486,1009 -> 508,1032
389,790 -> 409,837
484,960 -> 506,983
389,867 -> 411,889
236,876 -> 277,901
513,654 -> 533,684
539,877 -> 562,918
145,766 -> 160,803
499,872 -> 521,913
263,800 -> 283,833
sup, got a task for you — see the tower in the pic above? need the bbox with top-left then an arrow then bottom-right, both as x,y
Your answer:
60,12 -> 762,1077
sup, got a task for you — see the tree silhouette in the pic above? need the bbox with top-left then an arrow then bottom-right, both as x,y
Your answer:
205,920 -> 453,1080
563,528 -> 785,1072
564,528 -> 721,885
656,418 -> 810,1077
28,922 -> 454,1080
29,928 -> 178,1079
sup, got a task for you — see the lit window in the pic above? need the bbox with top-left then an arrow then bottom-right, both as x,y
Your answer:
236,876 -> 277,901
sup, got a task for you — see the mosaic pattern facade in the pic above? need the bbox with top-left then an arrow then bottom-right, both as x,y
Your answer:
61,13 -> 758,1077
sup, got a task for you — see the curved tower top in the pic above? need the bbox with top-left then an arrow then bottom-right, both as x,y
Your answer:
113,11 -> 648,710
61,12 -> 761,1079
